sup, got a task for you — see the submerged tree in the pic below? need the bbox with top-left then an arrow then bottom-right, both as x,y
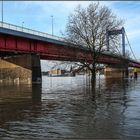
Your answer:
64,2 -> 123,86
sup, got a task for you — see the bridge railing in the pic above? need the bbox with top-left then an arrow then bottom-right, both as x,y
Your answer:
0,21 -> 64,42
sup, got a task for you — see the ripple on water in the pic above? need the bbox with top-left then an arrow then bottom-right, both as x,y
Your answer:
0,76 -> 140,139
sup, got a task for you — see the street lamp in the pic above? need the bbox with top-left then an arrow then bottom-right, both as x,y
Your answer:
22,21 -> 24,31
51,15 -> 53,35
2,0 -> 3,26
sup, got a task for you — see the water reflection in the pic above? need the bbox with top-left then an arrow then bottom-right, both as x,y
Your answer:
0,75 -> 140,139
32,84 -> 42,102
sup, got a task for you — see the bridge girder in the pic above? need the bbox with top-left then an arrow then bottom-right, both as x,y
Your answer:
0,28 -> 139,68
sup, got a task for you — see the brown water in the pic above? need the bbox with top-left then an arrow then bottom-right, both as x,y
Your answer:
0,75 -> 140,139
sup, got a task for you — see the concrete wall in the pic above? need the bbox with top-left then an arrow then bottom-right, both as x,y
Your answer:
0,54 -> 41,84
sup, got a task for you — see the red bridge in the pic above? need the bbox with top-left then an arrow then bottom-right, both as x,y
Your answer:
0,22 -> 140,82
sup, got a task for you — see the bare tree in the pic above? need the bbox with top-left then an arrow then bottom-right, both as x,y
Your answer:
64,2 -> 123,86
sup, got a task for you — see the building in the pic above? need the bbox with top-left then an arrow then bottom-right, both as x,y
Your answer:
48,69 -> 66,76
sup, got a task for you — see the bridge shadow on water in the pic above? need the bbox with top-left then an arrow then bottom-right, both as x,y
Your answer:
0,75 -> 140,139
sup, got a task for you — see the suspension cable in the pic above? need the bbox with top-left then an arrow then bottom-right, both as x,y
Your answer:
125,32 -> 137,60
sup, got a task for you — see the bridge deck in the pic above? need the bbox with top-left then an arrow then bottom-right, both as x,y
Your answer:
0,22 -> 140,68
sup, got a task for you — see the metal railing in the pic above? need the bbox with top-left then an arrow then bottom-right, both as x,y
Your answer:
0,21 -> 64,42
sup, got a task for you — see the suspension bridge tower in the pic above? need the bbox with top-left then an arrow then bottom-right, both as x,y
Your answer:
104,27 -> 129,78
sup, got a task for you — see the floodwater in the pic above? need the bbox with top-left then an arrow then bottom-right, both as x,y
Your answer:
0,75 -> 140,139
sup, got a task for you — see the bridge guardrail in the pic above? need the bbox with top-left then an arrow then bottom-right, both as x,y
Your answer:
0,21 -> 64,42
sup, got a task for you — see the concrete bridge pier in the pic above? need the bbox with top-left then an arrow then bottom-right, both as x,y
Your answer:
0,54 -> 42,84
104,66 -> 129,78
31,54 -> 42,83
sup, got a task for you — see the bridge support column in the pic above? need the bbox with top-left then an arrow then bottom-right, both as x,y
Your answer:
104,66 -> 129,78
0,54 -> 42,84
31,54 -> 42,83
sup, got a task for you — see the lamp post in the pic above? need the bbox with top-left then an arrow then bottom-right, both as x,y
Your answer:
2,0 -> 3,27
51,15 -> 53,35
22,21 -> 24,31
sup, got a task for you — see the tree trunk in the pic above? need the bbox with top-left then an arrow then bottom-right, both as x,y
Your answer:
91,63 -> 96,94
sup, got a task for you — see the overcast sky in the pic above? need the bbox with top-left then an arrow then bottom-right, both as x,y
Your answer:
2,1 -> 140,70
